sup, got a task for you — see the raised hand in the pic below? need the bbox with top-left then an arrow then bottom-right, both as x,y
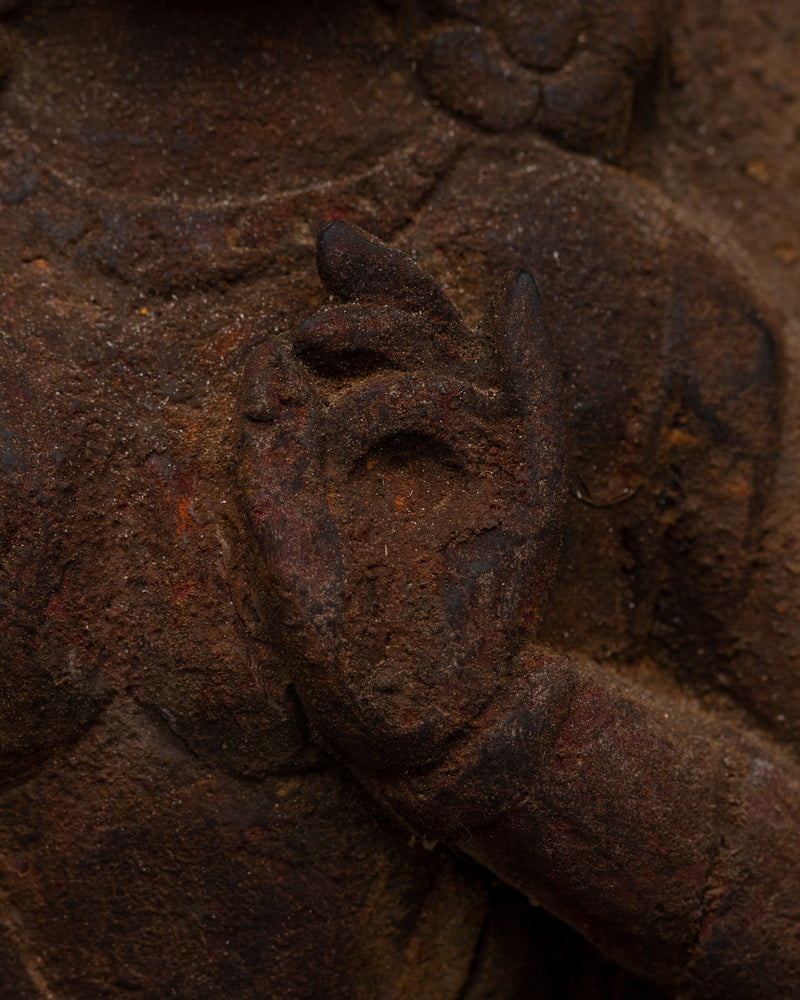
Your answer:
241,224 -> 800,1000
240,221 -> 566,772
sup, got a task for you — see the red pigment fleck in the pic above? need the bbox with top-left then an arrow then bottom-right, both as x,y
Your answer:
46,580 -> 74,620
177,495 -> 195,537
172,581 -> 197,604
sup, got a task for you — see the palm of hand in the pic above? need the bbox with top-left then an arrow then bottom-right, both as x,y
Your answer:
241,221 -> 566,771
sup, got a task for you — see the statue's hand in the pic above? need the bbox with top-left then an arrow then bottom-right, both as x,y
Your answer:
241,222 -> 566,772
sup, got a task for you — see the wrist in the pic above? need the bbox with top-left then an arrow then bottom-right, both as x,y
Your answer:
360,650 -> 575,841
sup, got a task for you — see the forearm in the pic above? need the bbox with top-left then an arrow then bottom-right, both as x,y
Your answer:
366,651 -> 800,997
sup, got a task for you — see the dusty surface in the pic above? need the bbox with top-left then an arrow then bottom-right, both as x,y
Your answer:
0,0 -> 798,997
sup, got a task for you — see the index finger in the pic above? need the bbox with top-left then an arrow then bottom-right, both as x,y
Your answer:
316,221 -> 462,329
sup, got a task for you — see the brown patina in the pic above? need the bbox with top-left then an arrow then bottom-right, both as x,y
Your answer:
1,1 -> 799,998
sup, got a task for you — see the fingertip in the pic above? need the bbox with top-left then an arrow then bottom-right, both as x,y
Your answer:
316,220 -> 385,299
242,343 -> 281,422
316,220 -> 344,292
316,219 -> 353,262
500,268 -> 552,363
315,220 -> 459,326
505,269 -> 546,331
317,218 -> 344,241
511,267 -> 537,294
488,267 -> 561,420
242,340 -> 311,422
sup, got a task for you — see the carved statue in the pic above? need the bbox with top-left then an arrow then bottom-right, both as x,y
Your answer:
241,220 -> 796,997
1,1 -> 799,997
